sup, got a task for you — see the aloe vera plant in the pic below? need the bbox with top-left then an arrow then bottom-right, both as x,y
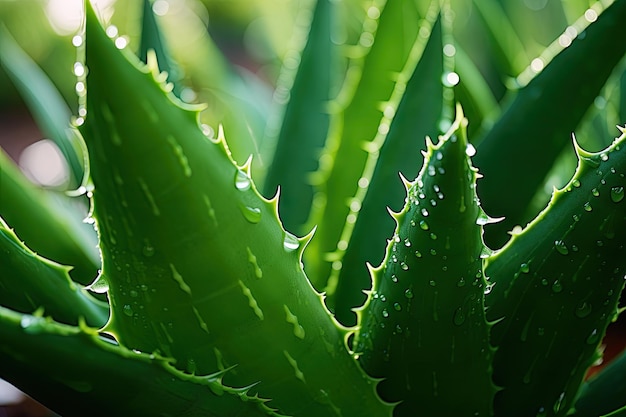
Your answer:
0,0 -> 626,416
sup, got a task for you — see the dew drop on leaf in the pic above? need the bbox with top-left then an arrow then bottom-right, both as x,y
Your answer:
551,280 -> 563,293
393,303 -> 402,311
419,220 -> 429,230
575,301 -> 592,318
123,304 -> 134,317
554,240 -> 569,255
283,232 -> 300,252
87,273 -> 109,294
611,186 -> 624,202
142,243 -> 155,257
583,202 -> 592,212
240,205 -> 262,224
404,289 -> 414,299
586,328 -> 599,344
235,170 -> 251,191
453,307 -> 466,326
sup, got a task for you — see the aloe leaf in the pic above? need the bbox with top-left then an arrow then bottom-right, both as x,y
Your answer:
155,1 -> 271,179
571,349 -> 626,417
485,127 -> 626,416
331,10 -> 447,326
618,69 -> 626,123
0,25 -> 85,189
0,148 -> 99,285
262,0 -> 336,235
139,0 -> 181,95
0,216 -> 107,327
474,0 -> 626,248
470,0 -> 529,76
453,44 -> 499,134
303,0 -> 436,290
79,3 -> 391,416
0,306 -> 287,417
355,108 -> 496,416
603,407 -> 626,417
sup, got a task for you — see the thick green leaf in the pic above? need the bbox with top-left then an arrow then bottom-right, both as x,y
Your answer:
486,127 -> 626,416
0,216 -> 107,327
262,0 -> 337,235
0,148 -> 99,285
470,0 -> 529,76
0,25 -> 85,189
331,10 -> 447,326
139,0 -> 182,95
0,306 -> 285,417
355,109 -> 496,416
474,0 -> 626,248
303,0 -> 435,290
79,3 -> 391,416
571,349 -> 626,417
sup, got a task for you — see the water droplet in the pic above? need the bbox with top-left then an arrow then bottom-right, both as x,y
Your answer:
553,392 -> 566,414
240,205 -> 262,223
453,307 -> 466,326
429,280 -> 436,287
130,290 -> 138,298
382,309 -> 389,318
421,208 -> 429,217
403,238 -> 411,247
419,220 -> 429,230
404,289 -> 414,299
400,262 -> 409,271
586,328 -> 599,344
87,273 -> 109,294
430,233 -> 437,240
393,303 -> 402,311
591,188 -> 600,197
390,274 -> 398,283
520,263 -> 530,273
123,304 -> 134,317
554,240 -> 569,255
430,249 -> 437,256
235,170 -> 251,191
415,250 -> 422,258
551,280 -> 563,293
572,214 -> 580,222
410,219 -> 416,227
283,232 -> 300,252
541,278 -> 549,286
484,283 -> 494,295
600,153 -> 609,161
583,202 -> 592,212
457,277 -> 466,287
572,179 -> 581,188
611,186 -> 624,202
142,243 -> 155,257
575,301 -> 592,318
